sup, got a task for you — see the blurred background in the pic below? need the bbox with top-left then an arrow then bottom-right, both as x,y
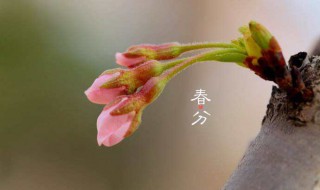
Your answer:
1,0 -> 320,189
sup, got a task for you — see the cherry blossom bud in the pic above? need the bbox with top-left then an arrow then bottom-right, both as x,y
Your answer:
84,72 -> 127,105
115,53 -> 146,68
97,98 -> 136,146
96,95 -> 143,146
97,76 -> 168,146
86,59 -> 169,106
116,42 -> 180,67
100,60 -> 165,94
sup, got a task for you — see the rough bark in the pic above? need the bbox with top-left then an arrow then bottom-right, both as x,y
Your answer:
223,56 -> 320,190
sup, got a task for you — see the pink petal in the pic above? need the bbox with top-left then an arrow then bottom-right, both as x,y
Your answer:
85,73 -> 126,104
97,102 -> 135,147
102,121 -> 132,146
115,53 -> 146,67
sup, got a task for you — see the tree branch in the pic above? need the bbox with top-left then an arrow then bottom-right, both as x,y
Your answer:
223,56 -> 320,190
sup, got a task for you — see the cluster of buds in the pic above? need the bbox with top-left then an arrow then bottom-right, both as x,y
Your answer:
85,59 -> 172,146
85,21 -> 313,147
94,77 -> 167,146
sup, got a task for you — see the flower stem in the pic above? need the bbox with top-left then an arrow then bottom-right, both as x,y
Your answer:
179,42 -> 246,54
162,48 -> 247,83
161,45 -> 247,72
161,58 -> 187,71
141,48 -> 247,104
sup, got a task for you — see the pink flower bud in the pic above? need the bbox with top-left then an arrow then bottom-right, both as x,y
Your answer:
116,43 -> 180,68
99,60 -> 164,94
115,52 -> 146,68
96,76 -> 169,147
97,98 -> 137,146
84,73 -> 127,104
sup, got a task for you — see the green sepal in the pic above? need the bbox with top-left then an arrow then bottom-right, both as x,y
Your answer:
110,97 -> 145,116
249,21 -> 272,50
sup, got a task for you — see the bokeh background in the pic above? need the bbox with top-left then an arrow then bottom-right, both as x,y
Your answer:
1,0 -> 320,189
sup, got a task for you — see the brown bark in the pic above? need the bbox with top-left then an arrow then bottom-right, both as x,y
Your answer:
223,56 -> 320,190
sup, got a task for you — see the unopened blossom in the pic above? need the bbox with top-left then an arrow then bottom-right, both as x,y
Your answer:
97,76 -> 167,147
116,43 -> 180,67
115,53 -> 146,68
96,98 -> 137,146
85,72 -> 127,104
99,60 -> 166,93
85,60 -> 167,105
